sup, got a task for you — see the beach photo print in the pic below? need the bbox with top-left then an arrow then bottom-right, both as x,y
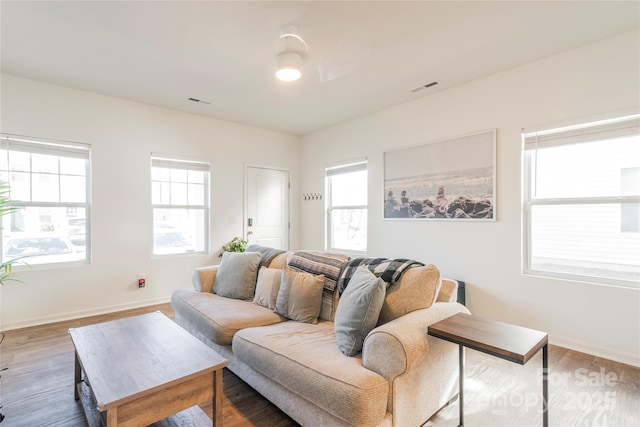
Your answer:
383,130 -> 496,221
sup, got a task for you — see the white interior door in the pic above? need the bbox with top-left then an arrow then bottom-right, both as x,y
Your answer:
245,166 -> 289,250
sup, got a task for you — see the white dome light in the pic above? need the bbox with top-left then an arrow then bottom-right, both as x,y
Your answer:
276,52 -> 302,82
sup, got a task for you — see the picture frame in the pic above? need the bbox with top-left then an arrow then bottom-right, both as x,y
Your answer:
383,129 -> 496,221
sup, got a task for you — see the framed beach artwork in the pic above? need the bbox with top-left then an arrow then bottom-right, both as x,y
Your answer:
383,130 -> 496,220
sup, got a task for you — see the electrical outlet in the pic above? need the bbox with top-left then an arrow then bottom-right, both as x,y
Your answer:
138,273 -> 145,288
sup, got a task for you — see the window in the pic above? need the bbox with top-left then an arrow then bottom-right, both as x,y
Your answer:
522,114 -> 640,288
0,134 -> 91,266
151,154 -> 209,255
326,161 -> 367,253
621,167 -> 640,233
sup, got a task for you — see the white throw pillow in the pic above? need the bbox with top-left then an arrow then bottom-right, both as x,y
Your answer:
253,267 -> 282,310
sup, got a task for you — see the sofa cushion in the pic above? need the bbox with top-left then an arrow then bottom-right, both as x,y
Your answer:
377,264 -> 441,325
334,266 -> 386,356
286,251 -> 350,321
268,252 -> 290,269
275,266 -> 325,324
245,244 -> 286,269
171,289 -> 284,345
253,267 -> 282,310
213,251 -> 262,300
233,321 -> 389,426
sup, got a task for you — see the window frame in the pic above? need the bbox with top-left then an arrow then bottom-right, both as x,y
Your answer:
522,114 -> 640,289
0,133 -> 92,268
150,153 -> 210,256
325,160 -> 368,255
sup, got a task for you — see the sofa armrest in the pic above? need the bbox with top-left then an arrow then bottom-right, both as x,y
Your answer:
363,301 -> 468,381
437,278 -> 458,303
362,302 -> 470,426
191,265 -> 219,293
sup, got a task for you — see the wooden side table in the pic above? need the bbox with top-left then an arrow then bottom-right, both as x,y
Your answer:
428,313 -> 548,427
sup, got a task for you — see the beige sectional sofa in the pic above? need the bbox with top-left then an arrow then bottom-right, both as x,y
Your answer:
171,250 -> 470,427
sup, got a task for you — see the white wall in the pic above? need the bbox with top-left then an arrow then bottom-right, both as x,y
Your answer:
299,30 -> 640,366
0,74 -> 300,329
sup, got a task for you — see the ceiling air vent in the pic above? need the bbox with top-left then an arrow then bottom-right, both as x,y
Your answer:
410,81 -> 440,93
187,97 -> 211,105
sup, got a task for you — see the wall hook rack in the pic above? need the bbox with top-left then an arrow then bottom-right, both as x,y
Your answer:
303,192 -> 323,201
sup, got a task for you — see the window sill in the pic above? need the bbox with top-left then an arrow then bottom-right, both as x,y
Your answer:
151,251 -> 209,259
523,269 -> 639,290
325,248 -> 367,258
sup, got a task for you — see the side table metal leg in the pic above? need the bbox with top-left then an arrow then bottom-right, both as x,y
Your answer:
74,351 -> 81,401
459,344 -> 465,427
542,343 -> 548,427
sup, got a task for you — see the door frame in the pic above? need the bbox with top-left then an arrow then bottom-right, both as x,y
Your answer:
244,163 -> 291,250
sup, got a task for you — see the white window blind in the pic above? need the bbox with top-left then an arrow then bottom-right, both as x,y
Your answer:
326,161 -> 367,176
151,156 -> 210,172
522,114 -> 640,288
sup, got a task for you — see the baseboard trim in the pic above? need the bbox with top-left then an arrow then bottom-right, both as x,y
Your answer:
550,336 -> 640,368
1,297 -> 171,331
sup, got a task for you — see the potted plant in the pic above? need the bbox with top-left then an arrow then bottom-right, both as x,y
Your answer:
219,237 -> 248,258
0,183 -> 23,285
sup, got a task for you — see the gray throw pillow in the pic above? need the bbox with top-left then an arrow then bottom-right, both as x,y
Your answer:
334,266 -> 386,356
275,266 -> 325,324
213,251 -> 262,300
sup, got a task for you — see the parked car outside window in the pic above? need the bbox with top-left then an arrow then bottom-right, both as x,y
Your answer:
4,235 -> 82,264
153,230 -> 194,255
66,217 -> 86,247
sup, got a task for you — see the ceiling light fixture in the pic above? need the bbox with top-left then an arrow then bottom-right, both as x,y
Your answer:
276,26 -> 307,83
276,52 -> 302,82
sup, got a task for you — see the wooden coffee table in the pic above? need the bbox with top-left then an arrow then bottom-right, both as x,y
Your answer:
69,311 -> 228,427
428,313 -> 548,427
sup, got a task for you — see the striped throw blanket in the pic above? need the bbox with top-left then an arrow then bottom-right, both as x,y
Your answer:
337,257 -> 425,295
287,251 -> 350,291
245,245 -> 286,269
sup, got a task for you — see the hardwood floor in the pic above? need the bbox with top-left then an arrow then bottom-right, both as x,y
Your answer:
425,346 -> 640,427
0,304 -> 298,427
1,304 -> 638,427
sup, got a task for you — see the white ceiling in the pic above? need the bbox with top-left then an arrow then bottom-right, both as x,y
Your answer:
1,1 -> 638,135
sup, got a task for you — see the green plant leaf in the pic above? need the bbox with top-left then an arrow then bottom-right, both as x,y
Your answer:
219,237 -> 248,258
0,181 -> 23,285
